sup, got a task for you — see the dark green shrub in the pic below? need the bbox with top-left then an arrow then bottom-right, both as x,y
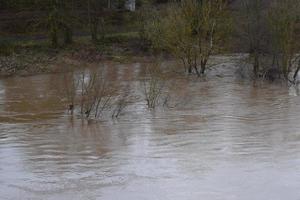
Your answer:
0,39 -> 16,56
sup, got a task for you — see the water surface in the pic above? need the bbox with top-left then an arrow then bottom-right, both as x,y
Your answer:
1,58 -> 300,200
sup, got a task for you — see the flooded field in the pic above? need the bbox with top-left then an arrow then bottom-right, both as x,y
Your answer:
1,57 -> 300,200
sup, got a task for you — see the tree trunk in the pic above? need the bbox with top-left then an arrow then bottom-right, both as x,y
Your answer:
194,65 -> 200,76
107,0 -> 111,9
125,0 -> 135,11
91,16 -> 98,42
200,65 -> 205,74
50,28 -> 58,47
188,66 -> 192,74
253,52 -> 259,77
293,59 -> 300,83
200,59 -> 208,74
64,25 -> 73,45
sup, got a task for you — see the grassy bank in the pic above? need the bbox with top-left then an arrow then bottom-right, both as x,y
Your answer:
0,31 -> 154,77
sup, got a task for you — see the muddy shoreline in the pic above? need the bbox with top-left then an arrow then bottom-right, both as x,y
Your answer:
0,42 -> 161,77
0,52 -> 156,78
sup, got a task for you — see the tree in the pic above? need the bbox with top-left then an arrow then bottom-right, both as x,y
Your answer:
87,0 -> 106,43
46,0 -> 74,47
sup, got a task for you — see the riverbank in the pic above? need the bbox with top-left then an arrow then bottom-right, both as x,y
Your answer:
0,32 -> 157,77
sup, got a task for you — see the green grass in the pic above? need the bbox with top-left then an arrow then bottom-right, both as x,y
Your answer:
0,39 -> 17,56
104,31 -> 139,42
0,30 -> 142,71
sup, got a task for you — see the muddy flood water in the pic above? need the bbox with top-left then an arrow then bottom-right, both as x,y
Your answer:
1,56 -> 300,200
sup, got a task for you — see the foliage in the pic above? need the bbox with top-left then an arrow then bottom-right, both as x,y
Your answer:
239,0 -> 266,77
87,0 -> 106,43
143,0 -> 231,75
237,0 -> 300,80
0,39 -> 16,56
1,0 -> 300,83
142,62 -> 166,108
268,0 -> 300,79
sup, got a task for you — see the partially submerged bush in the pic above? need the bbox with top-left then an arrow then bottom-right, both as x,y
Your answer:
62,70 -> 133,120
142,62 -> 167,109
78,70 -> 115,119
267,0 -> 300,79
142,0 -> 231,75
63,72 -> 79,115
238,0 -> 267,77
236,0 -> 300,81
111,86 -> 135,118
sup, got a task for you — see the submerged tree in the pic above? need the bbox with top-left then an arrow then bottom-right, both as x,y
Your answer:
239,0 -> 266,77
268,0 -> 300,79
235,0 -> 300,81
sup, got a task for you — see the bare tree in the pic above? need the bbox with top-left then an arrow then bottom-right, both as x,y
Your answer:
78,70 -> 115,119
62,69 -> 134,120
111,85 -> 134,118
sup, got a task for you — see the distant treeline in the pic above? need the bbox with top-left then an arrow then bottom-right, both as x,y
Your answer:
0,0 -> 169,10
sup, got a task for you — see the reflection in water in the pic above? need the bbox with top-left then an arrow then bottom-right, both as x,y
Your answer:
1,58 -> 300,200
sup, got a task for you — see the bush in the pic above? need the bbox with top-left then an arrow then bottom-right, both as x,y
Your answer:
142,62 -> 166,109
142,0 -> 231,75
267,0 -> 300,79
0,39 -> 16,56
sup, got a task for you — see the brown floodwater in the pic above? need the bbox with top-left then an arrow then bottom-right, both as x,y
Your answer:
1,56 -> 300,200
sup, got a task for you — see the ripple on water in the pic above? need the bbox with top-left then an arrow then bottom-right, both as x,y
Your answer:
1,61 -> 300,200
